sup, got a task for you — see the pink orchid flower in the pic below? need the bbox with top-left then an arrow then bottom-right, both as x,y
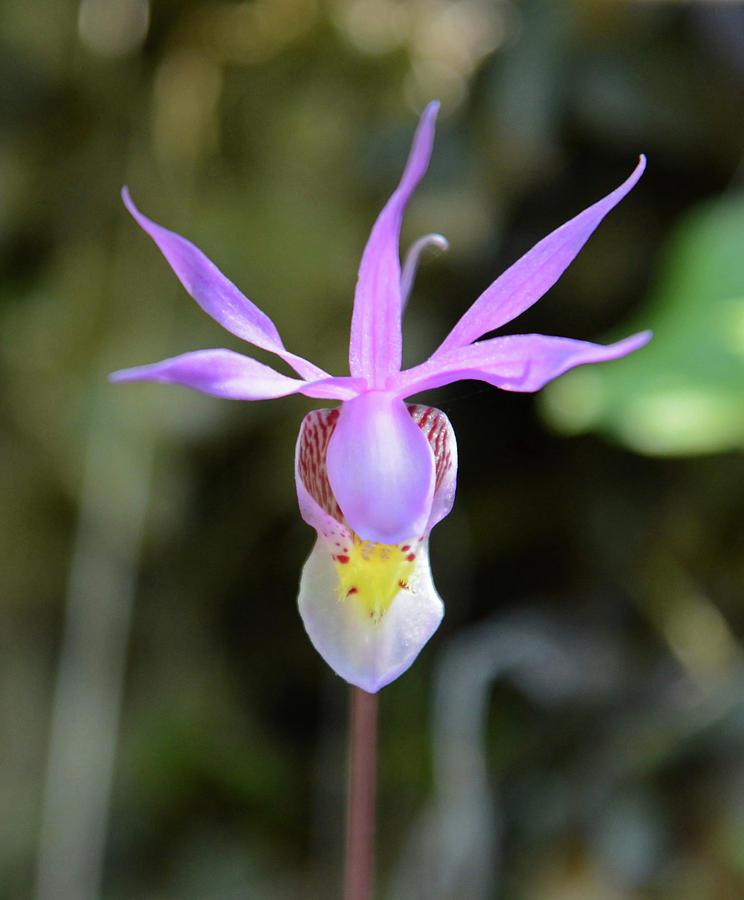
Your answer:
112,102 -> 650,692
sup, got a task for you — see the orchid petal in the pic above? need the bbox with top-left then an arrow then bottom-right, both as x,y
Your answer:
122,188 -> 327,382
297,536 -> 443,692
109,349 -> 361,401
408,405 -> 458,531
348,101 -> 439,387
433,156 -> 647,356
325,392 -> 435,545
295,407 -> 349,538
393,331 -> 652,397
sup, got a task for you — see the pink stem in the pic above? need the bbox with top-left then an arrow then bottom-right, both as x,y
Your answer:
344,686 -> 378,900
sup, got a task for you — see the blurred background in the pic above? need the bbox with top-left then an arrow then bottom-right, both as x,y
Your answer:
1,0 -> 744,897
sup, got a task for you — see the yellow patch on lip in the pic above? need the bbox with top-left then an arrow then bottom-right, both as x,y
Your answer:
333,534 -> 417,624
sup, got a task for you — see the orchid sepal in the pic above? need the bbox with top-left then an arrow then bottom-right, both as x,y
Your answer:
109,348 -> 365,401
348,101 -> 439,387
122,187 -> 327,382
431,155 -> 647,356
390,330 -> 653,398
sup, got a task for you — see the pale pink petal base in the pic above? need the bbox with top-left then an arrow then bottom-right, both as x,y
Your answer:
295,404 -> 457,535
297,536 -> 443,693
326,392 -> 435,544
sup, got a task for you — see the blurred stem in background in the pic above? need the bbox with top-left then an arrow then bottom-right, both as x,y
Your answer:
33,391 -> 157,900
31,43 -> 199,887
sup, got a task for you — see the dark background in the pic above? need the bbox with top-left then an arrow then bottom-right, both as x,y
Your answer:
1,0 -> 743,897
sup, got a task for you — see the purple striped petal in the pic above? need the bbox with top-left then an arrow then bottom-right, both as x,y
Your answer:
109,349 -> 361,401
432,156 -> 647,356
295,407 -> 349,538
325,392 -> 435,544
348,102 -> 439,387
122,188 -> 327,382
408,405 -> 458,531
393,331 -> 652,397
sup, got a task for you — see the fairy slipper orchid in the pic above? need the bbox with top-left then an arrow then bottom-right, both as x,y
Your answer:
111,101 -> 650,692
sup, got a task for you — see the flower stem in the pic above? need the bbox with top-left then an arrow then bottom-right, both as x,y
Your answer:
344,686 -> 378,900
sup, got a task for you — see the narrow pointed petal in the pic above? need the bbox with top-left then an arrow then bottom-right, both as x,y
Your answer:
433,156 -> 647,356
297,536 -> 443,692
121,188 -> 327,382
348,101 -> 439,387
393,331 -> 652,396
325,392 -> 435,544
109,349 -> 362,401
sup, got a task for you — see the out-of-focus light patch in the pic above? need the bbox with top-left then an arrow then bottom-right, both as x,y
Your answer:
645,566 -> 742,688
334,0 -> 411,54
152,51 -> 223,171
408,188 -> 495,260
540,368 -> 604,435
409,1 -> 513,108
77,0 -> 149,57
334,0 -> 513,110
662,589 -> 741,686
196,0 -> 317,66
617,386 -> 743,456
407,57 -> 468,111
523,853 -> 631,900
412,1 -> 507,72
721,297 -> 744,358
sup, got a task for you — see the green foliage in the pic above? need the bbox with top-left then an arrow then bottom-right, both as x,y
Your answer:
542,194 -> 744,456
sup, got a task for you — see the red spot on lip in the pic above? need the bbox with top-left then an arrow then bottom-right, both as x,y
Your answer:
401,544 -> 411,551
348,587 -> 358,595
406,553 -> 415,562
336,555 -> 350,564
